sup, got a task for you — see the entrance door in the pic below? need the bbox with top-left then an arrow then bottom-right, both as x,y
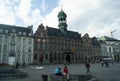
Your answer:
66,54 -> 71,64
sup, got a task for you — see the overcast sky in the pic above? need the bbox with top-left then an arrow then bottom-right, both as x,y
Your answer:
0,0 -> 120,39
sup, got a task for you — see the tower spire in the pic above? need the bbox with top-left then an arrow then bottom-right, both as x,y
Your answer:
61,4 -> 63,11
58,3 -> 67,34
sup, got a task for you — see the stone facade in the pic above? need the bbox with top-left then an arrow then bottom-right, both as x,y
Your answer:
34,9 -> 101,64
98,36 -> 120,62
34,24 -> 101,64
0,24 -> 34,65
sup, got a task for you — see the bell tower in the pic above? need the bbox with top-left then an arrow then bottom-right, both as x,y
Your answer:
58,6 -> 67,34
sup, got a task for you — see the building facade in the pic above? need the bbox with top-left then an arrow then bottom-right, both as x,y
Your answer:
98,36 -> 120,62
0,24 -> 34,65
34,9 -> 101,64
81,34 -> 101,63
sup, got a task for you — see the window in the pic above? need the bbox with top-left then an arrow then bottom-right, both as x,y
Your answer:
19,32 -> 22,35
23,38 -> 25,44
5,30 -> 8,33
0,29 -> 3,33
18,54 -> 21,62
29,33 -> 31,36
109,47 -> 111,53
12,29 -> 16,32
28,47 -> 32,53
28,55 -> 31,62
18,37 -> 21,43
29,38 -> 32,44
22,55 -> 25,62
3,45 -> 7,52
0,54 -> 1,62
22,46 -> 25,53
0,45 -> 1,52
4,36 -> 8,43
0,35 -> 3,42
113,48 -> 115,53
3,54 -> 6,62
11,35 -> 15,43
18,46 -> 21,52
41,33 -> 43,37
23,32 -> 26,36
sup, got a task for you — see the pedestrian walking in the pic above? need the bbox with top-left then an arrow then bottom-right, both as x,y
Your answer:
15,62 -> 19,69
22,62 -> 25,68
63,66 -> 70,81
85,62 -> 90,73
100,61 -> 104,67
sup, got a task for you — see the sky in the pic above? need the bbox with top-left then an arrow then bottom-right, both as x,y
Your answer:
0,0 -> 120,39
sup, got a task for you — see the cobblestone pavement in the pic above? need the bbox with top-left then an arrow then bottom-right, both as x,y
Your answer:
1,63 -> 120,81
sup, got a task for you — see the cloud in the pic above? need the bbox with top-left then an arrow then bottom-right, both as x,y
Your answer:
17,0 -> 44,29
41,0 -> 120,39
0,0 -> 18,25
18,0 -> 32,18
41,7 -> 59,27
40,0 -> 47,11
0,0 -> 120,39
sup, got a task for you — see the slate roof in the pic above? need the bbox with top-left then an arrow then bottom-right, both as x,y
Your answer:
46,27 -> 81,39
92,37 -> 100,45
98,36 -> 120,42
0,24 -> 33,37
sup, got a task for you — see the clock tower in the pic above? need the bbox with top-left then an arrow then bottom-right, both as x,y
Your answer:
58,8 -> 67,34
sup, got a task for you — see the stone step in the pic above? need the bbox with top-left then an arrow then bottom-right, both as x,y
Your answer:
49,74 -> 96,81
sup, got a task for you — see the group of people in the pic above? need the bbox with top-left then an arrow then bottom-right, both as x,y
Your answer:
13,62 -> 25,69
55,65 -> 70,81
100,60 -> 113,67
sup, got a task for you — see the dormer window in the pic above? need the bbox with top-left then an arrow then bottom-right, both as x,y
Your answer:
12,29 -> 16,32
0,29 -> 3,33
29,33 -> 31,36
5,30 -> 8,33
19,32 -> 22,35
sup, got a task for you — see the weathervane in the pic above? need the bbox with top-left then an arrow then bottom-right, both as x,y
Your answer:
61,4 -> 63,11
60,0 -> 63,11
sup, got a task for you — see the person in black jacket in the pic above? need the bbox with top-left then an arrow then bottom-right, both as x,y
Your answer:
85,62 -> 90,73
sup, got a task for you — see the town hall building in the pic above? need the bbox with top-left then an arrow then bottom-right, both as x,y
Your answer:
34,9 -> 101,64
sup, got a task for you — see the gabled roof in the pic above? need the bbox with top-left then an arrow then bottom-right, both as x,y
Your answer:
46,27 -> 81,39
98,36 -> 120,42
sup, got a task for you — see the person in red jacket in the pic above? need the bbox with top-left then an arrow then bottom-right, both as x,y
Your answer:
63,66 -> 69,81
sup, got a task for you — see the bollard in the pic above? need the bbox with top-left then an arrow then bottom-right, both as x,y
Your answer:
42,74 -> 48,81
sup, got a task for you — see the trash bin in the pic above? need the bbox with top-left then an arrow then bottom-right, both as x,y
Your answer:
42,75 -> 48,81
